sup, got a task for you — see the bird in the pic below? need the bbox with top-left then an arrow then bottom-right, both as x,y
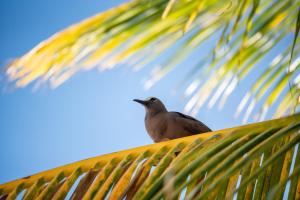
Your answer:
133,97 -> 212,143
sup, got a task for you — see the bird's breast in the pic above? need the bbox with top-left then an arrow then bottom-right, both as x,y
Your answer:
145,114 -> 167,142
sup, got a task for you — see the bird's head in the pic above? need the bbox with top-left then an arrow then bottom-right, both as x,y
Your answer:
133,97 -> 167,114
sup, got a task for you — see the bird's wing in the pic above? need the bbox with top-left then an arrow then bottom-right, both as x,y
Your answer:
172,112 -> 200,122
170,112 -> 212,134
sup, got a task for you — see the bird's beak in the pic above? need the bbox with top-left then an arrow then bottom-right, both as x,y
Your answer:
133,99 -> 147,106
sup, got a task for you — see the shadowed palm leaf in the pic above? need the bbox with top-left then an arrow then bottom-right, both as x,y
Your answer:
5,0 -> 300,121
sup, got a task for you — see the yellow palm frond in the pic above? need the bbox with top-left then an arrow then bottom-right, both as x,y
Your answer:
5,0 -> 300,120
1,113 -> 300,199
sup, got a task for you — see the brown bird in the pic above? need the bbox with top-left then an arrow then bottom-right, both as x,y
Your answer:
133,97 -> 212,143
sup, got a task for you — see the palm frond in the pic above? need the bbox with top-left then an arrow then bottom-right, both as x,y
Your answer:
0,114 -> 300,199
5,0 -> 300,121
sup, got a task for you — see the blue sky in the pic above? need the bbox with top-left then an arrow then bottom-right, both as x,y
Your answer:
0,0 -> 266,184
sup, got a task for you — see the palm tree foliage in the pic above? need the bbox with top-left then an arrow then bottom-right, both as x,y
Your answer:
0,114 -> 300,199
5,0 -> 300,121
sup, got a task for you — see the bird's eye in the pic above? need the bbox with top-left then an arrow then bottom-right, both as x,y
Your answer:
150,97 -> 156,101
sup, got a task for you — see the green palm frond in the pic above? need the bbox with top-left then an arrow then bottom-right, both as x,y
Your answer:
5,0 -> 300,120
0,114 -> 300,199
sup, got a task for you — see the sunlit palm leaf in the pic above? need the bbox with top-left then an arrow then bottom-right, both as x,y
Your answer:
0,114 -> 300,199
5,0 -> 300,121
